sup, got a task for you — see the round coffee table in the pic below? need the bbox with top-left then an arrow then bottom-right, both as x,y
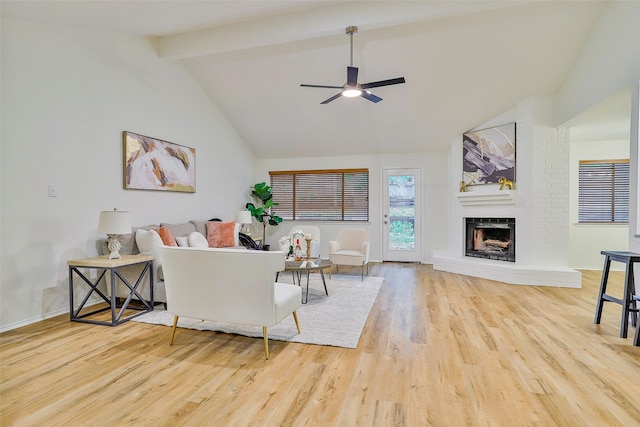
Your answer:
277,259 -> 333,304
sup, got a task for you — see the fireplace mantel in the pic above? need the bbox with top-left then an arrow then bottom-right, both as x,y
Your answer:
456,190 -> 516,206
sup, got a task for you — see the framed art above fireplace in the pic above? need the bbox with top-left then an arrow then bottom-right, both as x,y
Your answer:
462,122 -> 516,186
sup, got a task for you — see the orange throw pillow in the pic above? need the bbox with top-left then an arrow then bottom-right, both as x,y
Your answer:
154,226 -> 177,247
206,221 -> 236,248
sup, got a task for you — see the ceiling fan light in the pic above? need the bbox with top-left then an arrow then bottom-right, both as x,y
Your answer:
342,88 -> 362,98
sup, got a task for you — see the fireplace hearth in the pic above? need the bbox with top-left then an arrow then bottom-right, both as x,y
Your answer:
465,217 -> 515,262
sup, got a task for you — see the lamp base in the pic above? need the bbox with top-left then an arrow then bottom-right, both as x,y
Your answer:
241,224 -> 252,237
106,235 -> 122,259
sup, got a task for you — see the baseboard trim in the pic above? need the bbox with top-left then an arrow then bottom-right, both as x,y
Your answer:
0,299 -> 103,333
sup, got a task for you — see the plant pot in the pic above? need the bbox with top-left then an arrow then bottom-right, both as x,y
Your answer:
262,244 -> 270,251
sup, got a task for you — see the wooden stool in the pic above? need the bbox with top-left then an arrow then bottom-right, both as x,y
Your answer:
594,251 -> 640,339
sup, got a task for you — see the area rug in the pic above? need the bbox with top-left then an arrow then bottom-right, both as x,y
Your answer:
132,274 -> 384,349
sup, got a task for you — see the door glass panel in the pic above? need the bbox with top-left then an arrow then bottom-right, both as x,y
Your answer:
388,175 -> 415,250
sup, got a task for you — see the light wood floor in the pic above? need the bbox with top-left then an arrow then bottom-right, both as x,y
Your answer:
1,263 -> 639,426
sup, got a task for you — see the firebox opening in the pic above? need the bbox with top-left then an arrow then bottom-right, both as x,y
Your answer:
465,218 -> 515,262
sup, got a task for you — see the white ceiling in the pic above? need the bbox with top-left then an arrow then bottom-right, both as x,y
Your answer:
4,0 -> 620,158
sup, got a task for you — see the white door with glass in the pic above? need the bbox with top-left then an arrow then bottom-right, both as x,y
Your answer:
382,169 -> 422,262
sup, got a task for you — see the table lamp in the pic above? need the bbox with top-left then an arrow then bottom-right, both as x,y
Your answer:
98,208 -> 132,259
236,210 -> 252,236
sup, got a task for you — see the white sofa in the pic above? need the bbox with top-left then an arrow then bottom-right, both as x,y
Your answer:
158,246 -> 301,359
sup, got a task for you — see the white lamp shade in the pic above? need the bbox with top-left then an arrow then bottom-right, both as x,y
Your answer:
236,210 -> 252,224
98,210 -> 132,235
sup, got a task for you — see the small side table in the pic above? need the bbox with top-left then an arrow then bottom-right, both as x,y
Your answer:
68,254 -> 154,326
594,251 -> 640,339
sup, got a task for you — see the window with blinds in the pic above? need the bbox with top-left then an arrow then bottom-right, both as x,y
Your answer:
270,169 -> 369,221
578,159 -> 629,223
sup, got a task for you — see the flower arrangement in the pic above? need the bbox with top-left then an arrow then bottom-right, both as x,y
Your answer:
279,235 -> 293,256
279,235 -> 291,246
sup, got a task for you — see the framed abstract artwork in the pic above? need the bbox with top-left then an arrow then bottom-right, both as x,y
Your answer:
123,131 -> 196,193
462,122 -> 516,186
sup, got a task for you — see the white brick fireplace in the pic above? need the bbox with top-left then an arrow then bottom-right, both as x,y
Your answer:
433,96 -> 582,288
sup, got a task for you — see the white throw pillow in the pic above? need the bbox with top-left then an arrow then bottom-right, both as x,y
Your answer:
136,228 -> 164,256
175,236 -> 189,247
234,222 -> 240,246
188,231 -> 208,248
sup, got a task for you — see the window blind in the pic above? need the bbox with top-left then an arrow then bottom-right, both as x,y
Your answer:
270,169 -> 369,221
578,160 -> 629,223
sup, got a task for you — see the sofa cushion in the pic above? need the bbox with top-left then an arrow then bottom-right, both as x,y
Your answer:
160,222 -> 196,238
206,221 -> 236,247
189,220 -> 208,237
155,226 -> 178,246
188,231 -> 208,248
175,236 -> 189,247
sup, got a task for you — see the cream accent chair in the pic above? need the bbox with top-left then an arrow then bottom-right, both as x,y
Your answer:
289,225 -> 321,258
157,246 -> 301,359
328,228 -> 370,280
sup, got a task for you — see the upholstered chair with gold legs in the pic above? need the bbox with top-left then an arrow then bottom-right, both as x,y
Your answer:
328,228 -> 370,280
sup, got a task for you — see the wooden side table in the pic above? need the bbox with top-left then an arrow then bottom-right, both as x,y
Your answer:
594,251 -> 640,339
68,254 -> 154,326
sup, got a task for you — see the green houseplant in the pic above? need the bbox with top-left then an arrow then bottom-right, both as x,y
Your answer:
246,182 -> 283,248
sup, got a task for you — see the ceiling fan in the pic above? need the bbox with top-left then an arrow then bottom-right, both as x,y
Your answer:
301,26 -> 406,104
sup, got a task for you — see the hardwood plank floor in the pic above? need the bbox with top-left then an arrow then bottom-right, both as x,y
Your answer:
1,263 -> 639,426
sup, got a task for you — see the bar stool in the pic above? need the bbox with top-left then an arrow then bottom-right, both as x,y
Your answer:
594,251 -> 640,340
635,294 -> 640,346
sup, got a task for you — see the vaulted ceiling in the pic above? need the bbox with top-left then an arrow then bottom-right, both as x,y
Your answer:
3,1 -> 612,158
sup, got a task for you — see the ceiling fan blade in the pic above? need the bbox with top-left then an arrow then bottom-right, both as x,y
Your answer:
347,66 -> 359,86
361,91 -> 382,103
361,77 -> 406,89
301,84 -> 343,89
321,93 -> 343,104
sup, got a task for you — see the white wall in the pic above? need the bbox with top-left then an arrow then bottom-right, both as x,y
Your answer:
555,0 -> 640,260
254,151 -> 450,263
0,19 -> 255,331
569,140 -> 629,270
555,1 -> 640,126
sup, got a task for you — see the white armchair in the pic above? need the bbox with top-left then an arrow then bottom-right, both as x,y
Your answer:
289,225 -> 321,258
158,246 -> 301,359
328,228 -> 370,280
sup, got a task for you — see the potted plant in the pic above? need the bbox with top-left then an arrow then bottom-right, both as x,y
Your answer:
246,182 -> 283,249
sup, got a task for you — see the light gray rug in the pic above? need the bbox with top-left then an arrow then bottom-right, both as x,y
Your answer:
132,274 -> 383,349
